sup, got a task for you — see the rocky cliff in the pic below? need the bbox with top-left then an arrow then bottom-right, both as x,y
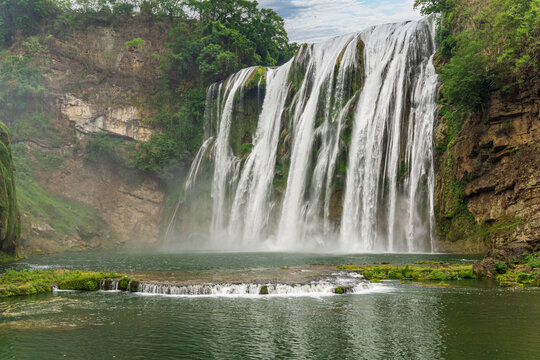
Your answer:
1,18 -> 171,253
435,81 -> 540,253
0,122 -> 20,257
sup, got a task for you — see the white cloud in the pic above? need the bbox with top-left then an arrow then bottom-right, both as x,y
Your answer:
259,0 -> 422,43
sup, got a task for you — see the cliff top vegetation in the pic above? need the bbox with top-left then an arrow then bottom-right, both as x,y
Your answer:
415,0 -> 539,111
0,0 -> 298,176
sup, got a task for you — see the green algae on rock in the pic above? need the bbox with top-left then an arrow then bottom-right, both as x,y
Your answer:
338,263 -> 477,282
0,122 -> 20,258
0,269 -> 125,297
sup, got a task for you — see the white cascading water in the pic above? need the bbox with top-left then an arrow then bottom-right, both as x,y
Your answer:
341,19 -> 437,252
181,16 -> 438,252
135,281 -> 384,297
227,62 -> 293,246
134,272 -> 389,297
208,68 -> 259,235
276,34 -> 359,249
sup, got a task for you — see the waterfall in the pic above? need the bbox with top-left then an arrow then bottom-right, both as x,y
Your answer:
228,62 -> 293,247
182,16 -> 438,252
341,19 -> 437,252
208,67 -> 259,237
275,34 -> 359,249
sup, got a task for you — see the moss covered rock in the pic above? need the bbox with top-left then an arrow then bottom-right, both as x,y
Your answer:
0,122 -> 20,258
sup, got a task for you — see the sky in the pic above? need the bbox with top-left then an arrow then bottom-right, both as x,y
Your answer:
258,0 -> 422,43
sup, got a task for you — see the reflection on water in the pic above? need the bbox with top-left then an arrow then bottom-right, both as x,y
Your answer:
1,286 -> 539,359
369,291 -> 444,359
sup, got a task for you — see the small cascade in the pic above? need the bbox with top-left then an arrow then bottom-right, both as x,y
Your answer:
163,136 -> 216,244
135,272 -> 384,297
181,16 -> 438,252
184,137 -> 215,192
100,279 -> 120,291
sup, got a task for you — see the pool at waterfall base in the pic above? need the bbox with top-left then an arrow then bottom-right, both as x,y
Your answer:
1,251 -> 539,359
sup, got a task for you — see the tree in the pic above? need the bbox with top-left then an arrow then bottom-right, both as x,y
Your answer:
0,0 -> 64,46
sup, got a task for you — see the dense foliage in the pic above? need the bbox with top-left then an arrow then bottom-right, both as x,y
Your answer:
415,0 -> 540,111
134,0 -> 296,174
0,0 -> 65,46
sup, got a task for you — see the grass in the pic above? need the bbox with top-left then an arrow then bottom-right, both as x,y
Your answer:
338,263 -> 477,282
0,269 -> 125,297
525,253 -> 540,269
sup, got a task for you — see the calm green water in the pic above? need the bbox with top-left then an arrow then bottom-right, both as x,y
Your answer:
1,252 -> 539,360
0,250 -> 480,272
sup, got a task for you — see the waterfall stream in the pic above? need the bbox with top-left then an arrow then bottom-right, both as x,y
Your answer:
179,16 -> 438,252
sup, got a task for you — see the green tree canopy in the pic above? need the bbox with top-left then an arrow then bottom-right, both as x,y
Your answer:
415,0 -> 540,111
0,0 -> 66,46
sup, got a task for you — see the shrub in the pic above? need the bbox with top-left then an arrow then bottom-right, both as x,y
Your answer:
124,37 -> 146,50
526,253 -> 540,269
494,262 -> 508,274
112,3 -> 134,16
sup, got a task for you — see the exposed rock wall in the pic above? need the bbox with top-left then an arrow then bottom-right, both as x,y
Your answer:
435,81 -> 540,253
58,95 -> 153,141
41,154 -> 164,247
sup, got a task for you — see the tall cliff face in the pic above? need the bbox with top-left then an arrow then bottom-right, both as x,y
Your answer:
435,81 -> 540,253
0,122 -> 20,257
1,18 -> 170,253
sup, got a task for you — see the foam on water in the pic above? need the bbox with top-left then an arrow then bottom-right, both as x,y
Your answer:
133,272 -> 393,298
